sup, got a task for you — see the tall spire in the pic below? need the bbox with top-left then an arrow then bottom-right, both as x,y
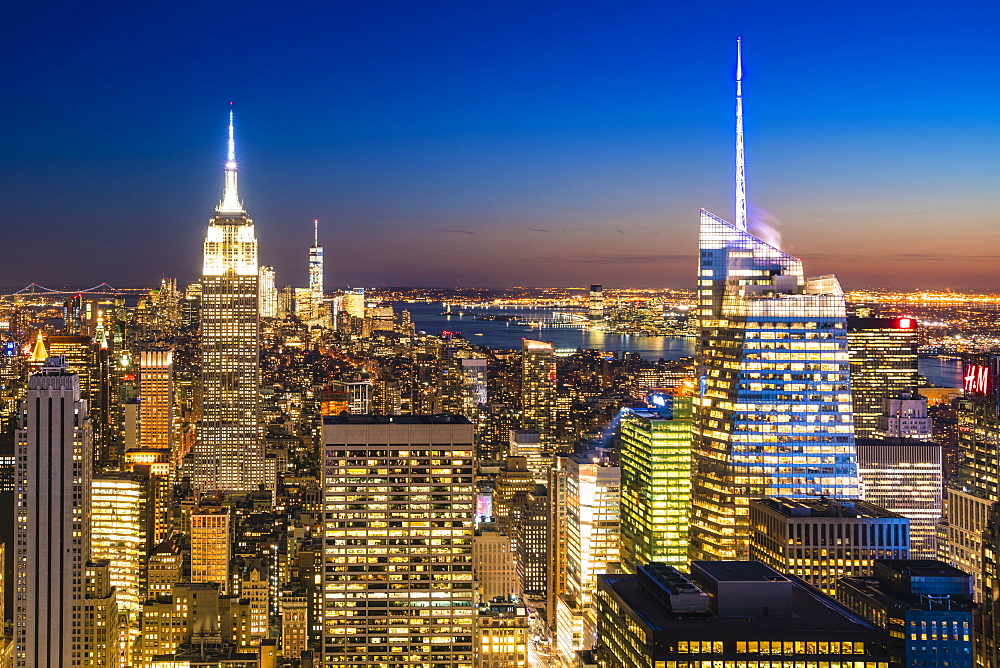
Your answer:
217,102 -> 244,214
735,37 -> 747,231
313,219 -> 319,247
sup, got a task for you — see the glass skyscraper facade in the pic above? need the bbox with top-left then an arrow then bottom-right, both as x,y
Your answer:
690,209 -> 859,561
619,399 -> 693,571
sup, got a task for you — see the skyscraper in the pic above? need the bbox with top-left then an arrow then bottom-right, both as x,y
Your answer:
847,315 -> 920,439
195,107 -> 263,493
521,339 -> 556,448
15,357 -> 93,668
690,39 -> 859,561
588,284 -> 604,323
309,218 -> 325,326
139,349 -> 173,453
619,398 -> 693,571
320,415 -> 475,668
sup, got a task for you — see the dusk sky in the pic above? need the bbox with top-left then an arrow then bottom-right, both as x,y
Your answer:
1,1 -> 997,290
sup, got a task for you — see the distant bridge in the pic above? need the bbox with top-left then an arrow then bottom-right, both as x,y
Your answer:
4,283 -> 153,297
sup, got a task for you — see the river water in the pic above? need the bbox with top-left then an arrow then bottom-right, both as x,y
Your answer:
399,301 -> 964,387
398,302 -> 694,360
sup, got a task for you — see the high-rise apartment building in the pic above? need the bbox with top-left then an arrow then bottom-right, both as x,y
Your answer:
691,41 -> 858,561
196,108 -> 263,493
856,437 -> 942,558
749,497 -> 909,595
15,358 -> 93,668
847,316 -> 920,439
321,415 -> 475,668
619,398 -> 693,572
139,349 -> 173,454
521,339 -> 556,448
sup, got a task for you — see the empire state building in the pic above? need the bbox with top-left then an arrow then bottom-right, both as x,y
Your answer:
195,108 -> 263,492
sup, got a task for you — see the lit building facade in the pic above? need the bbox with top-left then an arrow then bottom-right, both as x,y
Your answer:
838,560 -> 974,668
847,316 -> 920,439
195,109 -> 263,493
139,349 -> 173,453
690,41 -> 859,561
619,399 -> 693,572
691,209 -> 858,561
190,506 -> 232,592
749,497 -> 909,595
945,354 -> 1000,599
521,339 -> 556,448
15,358 -> 93,668
309,219 -> 325,326
596,561 -> 892,668
258,265 -> 278,319
91,473 -> 146,616
856,438 -> 942,559
559,453 -> 620,658
475,596 -> 529,668
588,284 -> 604,323
321,415 -> 475,668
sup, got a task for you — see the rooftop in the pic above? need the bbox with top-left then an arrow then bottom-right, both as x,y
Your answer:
322,414 -> 472,425
600,564 -> 882,639
753,496 -> 904,519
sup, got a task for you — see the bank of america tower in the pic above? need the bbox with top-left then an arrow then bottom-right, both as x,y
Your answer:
195,107 -> 264,492
689,40 -> 859,561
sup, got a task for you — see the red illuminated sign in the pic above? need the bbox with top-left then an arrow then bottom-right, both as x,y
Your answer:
897,317 -> 914,329
964,364 -> 990,395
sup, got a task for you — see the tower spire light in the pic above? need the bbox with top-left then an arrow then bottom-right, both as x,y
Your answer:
218,103 -> 243,213
314,219 -> 319,246
735,37 -> 747,231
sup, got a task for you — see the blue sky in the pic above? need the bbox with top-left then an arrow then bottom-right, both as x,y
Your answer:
1,0 -> 997,289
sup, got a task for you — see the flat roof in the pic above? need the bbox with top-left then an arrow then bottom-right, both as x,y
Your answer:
877,560 -> 970,579
600,574 -> 881,638
693,560 -> 790,583
752,497 -> 903,519
322,414 -> 472,425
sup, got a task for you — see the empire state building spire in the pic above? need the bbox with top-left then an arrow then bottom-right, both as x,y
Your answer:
217,103 -> 243,214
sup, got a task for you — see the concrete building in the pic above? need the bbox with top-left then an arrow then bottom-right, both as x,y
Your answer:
749,497 -> 910,595
838,560 -> 974,668
847,316 -> 920,440
190,506 -> 232,592
320,415 -> 475,667
856,437 -> 943,559
596,561 -> 891,668
473,523 -> 518,601
475,596 -> 529,668
521,340 -> 556,448
15,358 -> 93,668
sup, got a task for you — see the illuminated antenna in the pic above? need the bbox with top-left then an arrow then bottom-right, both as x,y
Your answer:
227,102 -> 236,163
314,219 -> 319,246
218,102 -> 243,213
735,37 -> 747,231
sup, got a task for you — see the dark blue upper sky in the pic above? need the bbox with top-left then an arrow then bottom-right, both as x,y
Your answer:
1,0 -> 997,289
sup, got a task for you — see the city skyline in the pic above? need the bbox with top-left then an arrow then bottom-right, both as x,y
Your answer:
0,1 -> 996,290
